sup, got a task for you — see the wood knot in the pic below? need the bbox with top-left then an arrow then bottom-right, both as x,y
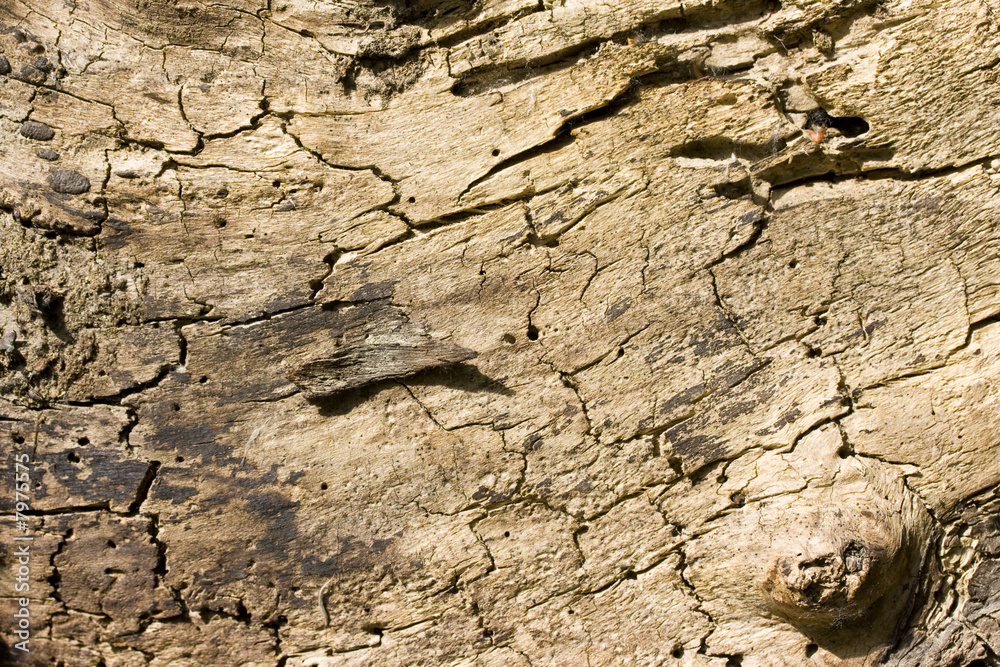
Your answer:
760,507 -> 907,627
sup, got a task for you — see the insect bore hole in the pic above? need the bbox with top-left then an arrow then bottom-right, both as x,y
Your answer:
527,325 -> 539,341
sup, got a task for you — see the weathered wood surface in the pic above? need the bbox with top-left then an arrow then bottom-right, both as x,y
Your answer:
1,0 -> 1000,664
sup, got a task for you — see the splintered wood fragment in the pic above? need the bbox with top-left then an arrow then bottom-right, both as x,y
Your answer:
288,323 -> 477,398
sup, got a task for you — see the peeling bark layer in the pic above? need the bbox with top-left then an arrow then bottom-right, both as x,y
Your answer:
1,0 -> 1000,665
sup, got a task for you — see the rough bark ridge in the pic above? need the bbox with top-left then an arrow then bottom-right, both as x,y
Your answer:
1,0 -> 999,664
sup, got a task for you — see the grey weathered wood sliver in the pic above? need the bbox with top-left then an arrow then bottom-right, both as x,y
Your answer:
288,317 -> 476,398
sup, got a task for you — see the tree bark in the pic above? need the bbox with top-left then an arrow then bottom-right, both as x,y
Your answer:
1,0 -> 1000,664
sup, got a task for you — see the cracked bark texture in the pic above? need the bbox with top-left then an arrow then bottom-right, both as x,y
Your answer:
1,0 -> 999,664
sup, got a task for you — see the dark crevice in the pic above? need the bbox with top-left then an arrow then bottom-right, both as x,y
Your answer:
412,181 -> 571,230
766,153 -> 997,195
707,267 -> 757,355
640,409 -> 699,443
451,0 -> 778,91
63,359 -> 176,408
279,121 -> 399,183
23,502 -> 111,515
707,212 -> 770,270
57,317 -> 189,409
126,460 -> 161,515
195,599 -> 252,626
457,125 -> 576,202
671,134 -> 780,164
857,364 -> 950,394
148,513 -> 168,586
674,543 -> 717,657
451,40 -> 604,97
785,414 -> 845,455
430,3 -> 548,50
458,76 -> 647,201
572,554 -> 670,599
175,86 -> 206,158
577,481 -> 671,525
216,300 -> 317,329
803,107 -> 870,139
404,197 -> 530,230
308,250 -> 339,301
200,94 -> 271,143
565,322 -> 652,377
174,319 -> 188,366
964,312 -> 1000,348
46,528 -> 70,610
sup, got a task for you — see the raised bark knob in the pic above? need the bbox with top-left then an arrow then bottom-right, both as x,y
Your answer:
763,537 -> 886,624
759,503 -> 911,627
